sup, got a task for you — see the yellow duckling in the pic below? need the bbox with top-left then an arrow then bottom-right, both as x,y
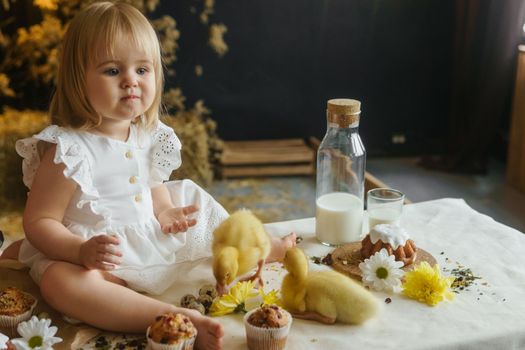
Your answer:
281,247 -> 378,324
212,209 -> 271,295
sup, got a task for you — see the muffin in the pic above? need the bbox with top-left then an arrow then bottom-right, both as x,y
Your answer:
243,305 -> 292,350
0,287 -> 37,332
147,313 -> 197,350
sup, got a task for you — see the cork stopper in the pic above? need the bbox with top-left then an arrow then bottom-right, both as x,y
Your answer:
327,99 -> 361,127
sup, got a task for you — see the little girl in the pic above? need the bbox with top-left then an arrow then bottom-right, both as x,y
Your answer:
1,2 -> 295,349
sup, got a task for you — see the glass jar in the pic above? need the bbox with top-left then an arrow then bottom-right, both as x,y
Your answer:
315,98 -> 366,246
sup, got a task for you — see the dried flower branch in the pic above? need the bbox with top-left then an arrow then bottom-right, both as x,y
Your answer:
209,23 -> 228,56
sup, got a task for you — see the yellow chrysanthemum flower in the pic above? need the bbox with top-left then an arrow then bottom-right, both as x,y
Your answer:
209,281 -> 259,316
260,288 -> 283,307
402,262 -> 455,306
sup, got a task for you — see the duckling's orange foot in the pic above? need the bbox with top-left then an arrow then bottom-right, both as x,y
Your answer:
291,311 -> 336,324
239,259 -> 265,287
239,274 -> 264,288
216,284 -> 230,296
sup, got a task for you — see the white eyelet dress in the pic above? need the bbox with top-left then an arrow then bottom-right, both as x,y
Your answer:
15,121 -> 228,295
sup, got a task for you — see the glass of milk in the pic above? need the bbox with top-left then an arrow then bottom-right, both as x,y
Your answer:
367,188 -> 405,229
316,192 -> 364,246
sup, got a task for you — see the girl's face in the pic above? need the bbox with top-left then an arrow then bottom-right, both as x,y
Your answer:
86,41 -> 156,126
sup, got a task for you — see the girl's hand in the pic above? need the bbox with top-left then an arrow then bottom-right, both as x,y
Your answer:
79,234 -> 122,270
158,205 -> 199,234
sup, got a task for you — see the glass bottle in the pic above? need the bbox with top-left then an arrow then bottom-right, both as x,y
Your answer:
315,98 -> 366,246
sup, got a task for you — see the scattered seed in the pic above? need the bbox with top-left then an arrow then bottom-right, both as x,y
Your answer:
310,254 -> 333,266
450,267 -> 482,293
311,256 -> 322,264
321,253 -> 333,265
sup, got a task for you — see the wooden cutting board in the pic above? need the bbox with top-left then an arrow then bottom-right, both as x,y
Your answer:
330,242 -> 437,281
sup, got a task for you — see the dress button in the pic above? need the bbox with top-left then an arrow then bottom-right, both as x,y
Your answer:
134,194 -> 142,202
125,150 -> 133,159
129,176 -> 137,184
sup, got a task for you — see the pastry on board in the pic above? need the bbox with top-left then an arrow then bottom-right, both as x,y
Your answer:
360,224 -> 417,266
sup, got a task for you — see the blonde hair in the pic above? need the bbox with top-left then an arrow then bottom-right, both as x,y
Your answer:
50,1 -> 163,130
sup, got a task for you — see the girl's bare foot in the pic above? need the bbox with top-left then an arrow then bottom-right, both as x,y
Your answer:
0,239 -> 22,260
179,308 -> 224,350
267,232 -> 297,262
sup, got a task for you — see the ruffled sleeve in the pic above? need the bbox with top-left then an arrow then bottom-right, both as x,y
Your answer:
16,125 -> 111,227
15,125 -> 91,192
149,121 -> 182,187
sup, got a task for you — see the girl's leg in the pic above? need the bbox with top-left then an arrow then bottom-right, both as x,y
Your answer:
39,262 -> 223,350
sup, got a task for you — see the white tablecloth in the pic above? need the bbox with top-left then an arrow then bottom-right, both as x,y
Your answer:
159,198 -> 525,349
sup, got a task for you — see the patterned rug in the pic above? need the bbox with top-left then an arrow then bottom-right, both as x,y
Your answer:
206,176 -> 316,224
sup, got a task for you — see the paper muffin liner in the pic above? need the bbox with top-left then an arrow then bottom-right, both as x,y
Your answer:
0,291 -> 37,334
243,308 -> 292,350
146,326 -> 197,350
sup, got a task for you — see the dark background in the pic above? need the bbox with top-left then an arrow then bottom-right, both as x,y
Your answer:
3,0 -> 524,168
163,0 -> 456,156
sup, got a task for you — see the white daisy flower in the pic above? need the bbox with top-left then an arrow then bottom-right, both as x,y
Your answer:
359,248 -> 404,292
11,316 -> 62,350
0,333 -> 9,349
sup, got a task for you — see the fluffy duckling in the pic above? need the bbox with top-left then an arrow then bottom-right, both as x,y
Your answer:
281,247 -> 378,324
212,209 -> 271,295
